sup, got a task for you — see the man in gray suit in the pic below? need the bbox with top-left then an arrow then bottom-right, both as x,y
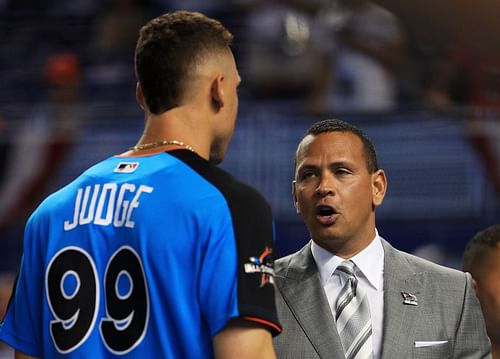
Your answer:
273,119 -> 491,358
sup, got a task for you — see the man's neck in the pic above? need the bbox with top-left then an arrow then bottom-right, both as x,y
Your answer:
140,109 -> 210,160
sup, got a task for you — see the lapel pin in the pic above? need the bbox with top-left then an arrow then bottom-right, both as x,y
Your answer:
401,291 -> 418,306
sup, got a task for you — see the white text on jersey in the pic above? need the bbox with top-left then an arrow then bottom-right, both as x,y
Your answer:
64,183 -> 154,231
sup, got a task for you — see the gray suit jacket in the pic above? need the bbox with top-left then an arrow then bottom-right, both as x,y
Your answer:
273,239 -> 491,358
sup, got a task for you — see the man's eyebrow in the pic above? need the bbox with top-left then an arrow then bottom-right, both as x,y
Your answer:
296,160 -> 356,174
329,160 -> 353,168
296,164 -> 318,171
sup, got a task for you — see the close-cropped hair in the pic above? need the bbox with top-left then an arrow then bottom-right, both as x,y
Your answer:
135,11 -> 233,114
462,224 -> 500,276
297,119 -> 379,173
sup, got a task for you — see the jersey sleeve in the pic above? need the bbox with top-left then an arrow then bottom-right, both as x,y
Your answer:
198,186 -> 282,337
167,150 -> 282,338
228,186 -> 282,335
0,216 -> 43,357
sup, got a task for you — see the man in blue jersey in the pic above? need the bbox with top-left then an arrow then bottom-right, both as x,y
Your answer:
0,11 -> 281,358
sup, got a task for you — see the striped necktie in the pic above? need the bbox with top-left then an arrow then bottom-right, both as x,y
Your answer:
335,260 -> 373,359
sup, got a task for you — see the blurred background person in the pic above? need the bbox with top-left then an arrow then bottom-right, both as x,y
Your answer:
240,0 -> 324,101
89,0 -> 156,61
463,224 -> 500,359
307,0 -> 409,115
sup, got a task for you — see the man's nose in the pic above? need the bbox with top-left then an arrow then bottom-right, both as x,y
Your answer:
314,175 -> 335,197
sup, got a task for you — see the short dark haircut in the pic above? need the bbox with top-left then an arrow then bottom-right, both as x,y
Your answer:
462,224 -> 500,276
135,11 -> 233,114
296,119 -> 379,173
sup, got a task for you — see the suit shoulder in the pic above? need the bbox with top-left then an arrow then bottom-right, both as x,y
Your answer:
274,244 -> 313,278
274,253 -> 295,276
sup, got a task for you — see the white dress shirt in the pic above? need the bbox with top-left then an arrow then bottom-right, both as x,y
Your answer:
311,231 -> 385,359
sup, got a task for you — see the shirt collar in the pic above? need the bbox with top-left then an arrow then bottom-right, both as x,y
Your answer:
311,230 -> 384,290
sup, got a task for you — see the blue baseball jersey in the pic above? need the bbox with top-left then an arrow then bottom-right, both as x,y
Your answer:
0,150 -> 281,358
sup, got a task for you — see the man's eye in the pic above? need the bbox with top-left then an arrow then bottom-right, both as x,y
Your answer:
299,171 -> 315,180
335,168 -> 350,175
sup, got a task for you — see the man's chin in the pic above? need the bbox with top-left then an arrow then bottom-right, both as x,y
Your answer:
312,232 -> 345,248
314,237 -> 358,257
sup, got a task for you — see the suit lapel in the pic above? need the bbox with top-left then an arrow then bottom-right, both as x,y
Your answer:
277,243 -> 345,359
380,239 -> 424,359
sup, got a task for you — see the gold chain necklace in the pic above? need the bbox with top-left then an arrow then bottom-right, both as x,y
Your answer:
129,140 -> 196,153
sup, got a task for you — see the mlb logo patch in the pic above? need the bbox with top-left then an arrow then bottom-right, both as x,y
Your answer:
114,162 -> 140,173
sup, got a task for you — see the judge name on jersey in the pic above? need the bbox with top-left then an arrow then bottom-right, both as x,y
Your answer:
63,183 -> 154,231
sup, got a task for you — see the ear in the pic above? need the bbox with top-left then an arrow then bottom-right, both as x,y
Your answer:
371,169 -> 387,207
136,82 -> 145,110
292,180 -> 300,214
210,73 -> 225,111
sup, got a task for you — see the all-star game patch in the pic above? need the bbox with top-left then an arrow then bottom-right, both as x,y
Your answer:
244,246 -> 275,287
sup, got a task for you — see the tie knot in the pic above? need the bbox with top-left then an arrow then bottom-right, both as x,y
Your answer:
336,260 -> 356,278
336,260 -> 358,289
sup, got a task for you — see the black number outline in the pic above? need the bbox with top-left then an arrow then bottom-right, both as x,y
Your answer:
100,246 -> 150,355
45,246 -> 149,355
45,246 -> 100,354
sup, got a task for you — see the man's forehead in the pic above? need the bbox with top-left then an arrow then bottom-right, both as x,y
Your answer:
295,131 -> 364,167
296,132 -> 356,154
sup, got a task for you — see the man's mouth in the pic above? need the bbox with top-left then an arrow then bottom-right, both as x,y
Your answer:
316,205 -> 339,225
